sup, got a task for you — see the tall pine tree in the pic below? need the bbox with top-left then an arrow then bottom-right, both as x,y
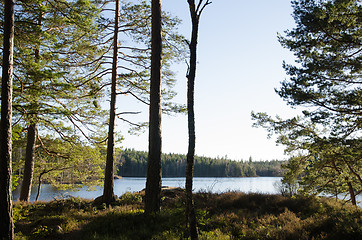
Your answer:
6,0 -> 107,202
252,0 -> 361,205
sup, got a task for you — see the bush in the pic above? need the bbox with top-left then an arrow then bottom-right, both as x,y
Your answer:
119,192 -> 143,205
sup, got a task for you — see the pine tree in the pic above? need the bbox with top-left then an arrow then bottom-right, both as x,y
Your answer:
6,0 -> 107,202
252,0 -> 361,205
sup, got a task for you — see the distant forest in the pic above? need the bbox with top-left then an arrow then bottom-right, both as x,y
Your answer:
117,149 -> 285,177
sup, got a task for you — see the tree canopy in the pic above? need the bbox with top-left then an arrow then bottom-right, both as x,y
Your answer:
277,0 -> 361,136
253,0 -> 361,205
2,0 -> 187,203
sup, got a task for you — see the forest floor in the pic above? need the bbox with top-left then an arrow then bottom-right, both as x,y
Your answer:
13,188 -> 361,240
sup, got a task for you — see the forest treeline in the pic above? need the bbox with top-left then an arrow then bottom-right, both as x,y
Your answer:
117,149 -> 284,178
11,142 -> 283,192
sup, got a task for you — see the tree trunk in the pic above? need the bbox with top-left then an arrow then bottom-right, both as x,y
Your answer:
145,0 -> 163,214
346,179 -> 356,206
103,0 -> 120,205
0,0 -> 15,238
186,3 -> 199,239
185,1 -> 210,238
20,124 -> 37,202
35,171 -> 46,202
36,179 -> 42,202
20,10 -> 43,203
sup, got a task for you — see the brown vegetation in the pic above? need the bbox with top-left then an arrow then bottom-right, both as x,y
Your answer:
13,190 -> 361,240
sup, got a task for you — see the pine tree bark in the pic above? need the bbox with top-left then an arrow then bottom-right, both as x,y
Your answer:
103,0 -> 120,205
0,0 -> 15,238
145,0 -> 163,214
19,123 -> 37,202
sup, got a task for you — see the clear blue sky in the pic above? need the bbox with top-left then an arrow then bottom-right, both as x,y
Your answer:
117,0 -> 301,161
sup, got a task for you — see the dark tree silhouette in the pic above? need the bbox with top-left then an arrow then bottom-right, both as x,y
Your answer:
186,0 -> 211,239
0,0 -> 15,238
145,0 -> 163,214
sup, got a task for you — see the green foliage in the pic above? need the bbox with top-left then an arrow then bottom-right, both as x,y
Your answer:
12,136 -> 105,197
11,125 -> 23,142
12,174 -> 20,191
117,148 -> 284,178
274,177 -> 299,197
119,192 -> 143,205
252,112 -> 361,204
13,204 -> 29,224
277,0 -> 361,135
31,225 -> 50,238
5,0 -> 108,143
252,0 -> 361,205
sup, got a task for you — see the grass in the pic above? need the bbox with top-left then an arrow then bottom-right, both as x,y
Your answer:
13,189 -> 361,240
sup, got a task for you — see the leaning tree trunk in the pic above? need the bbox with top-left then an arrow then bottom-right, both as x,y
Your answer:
0,0 -> 15,238
35,170 -> 48,202
103,0 -> 120,205
346,178 -> 356,206
36,173 -> 43,202
19,123 -> 37,202
145,0 -> 163,214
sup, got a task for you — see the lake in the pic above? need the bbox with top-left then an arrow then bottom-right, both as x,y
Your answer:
12,177 -> 282,202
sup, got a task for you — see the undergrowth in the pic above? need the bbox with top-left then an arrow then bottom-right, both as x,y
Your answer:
13,190 -> 361,240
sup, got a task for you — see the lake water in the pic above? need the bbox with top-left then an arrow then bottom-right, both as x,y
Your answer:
12,177 -> 282,202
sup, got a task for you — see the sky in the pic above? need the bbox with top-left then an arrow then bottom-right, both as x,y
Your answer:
116,0 -> 302,161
